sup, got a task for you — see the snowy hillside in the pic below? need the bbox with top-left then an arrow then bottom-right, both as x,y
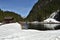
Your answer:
0,22 -> 60,40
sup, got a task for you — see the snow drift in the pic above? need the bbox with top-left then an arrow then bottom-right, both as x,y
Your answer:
0,22 -> 22,38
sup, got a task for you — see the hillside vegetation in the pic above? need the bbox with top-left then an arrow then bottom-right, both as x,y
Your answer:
0,9 -> 23,22
25,0 -> 60,22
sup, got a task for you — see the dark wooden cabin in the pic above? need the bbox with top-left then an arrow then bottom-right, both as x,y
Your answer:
3,16 -> 15,23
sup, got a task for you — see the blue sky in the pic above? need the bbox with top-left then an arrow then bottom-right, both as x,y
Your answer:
0,0 -> 38,17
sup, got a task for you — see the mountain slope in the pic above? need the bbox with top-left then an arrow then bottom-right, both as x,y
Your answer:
26,0 -> 60,21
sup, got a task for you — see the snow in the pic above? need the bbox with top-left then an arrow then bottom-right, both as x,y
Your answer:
2,29 -> 60,40
0,22 -> 22,38
43,18 -> 59,23
43,10 -> 60,29
0,23 -> 2,24
43,10 -> 60,23
49,11 -> 57,18
0,22 -> 60,40
43,18 -> 60,29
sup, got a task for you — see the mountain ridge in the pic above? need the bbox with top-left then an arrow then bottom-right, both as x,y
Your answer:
25,0 -> 60,22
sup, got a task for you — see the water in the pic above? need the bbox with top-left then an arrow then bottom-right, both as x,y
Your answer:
22,23 -> 60,30
22,10 -> 60,30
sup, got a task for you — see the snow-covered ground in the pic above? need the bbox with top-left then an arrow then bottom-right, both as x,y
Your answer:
0,22 -> 22,38
2,30 -> 60,40
43,18 -> 59,23
0,22 -> 60,40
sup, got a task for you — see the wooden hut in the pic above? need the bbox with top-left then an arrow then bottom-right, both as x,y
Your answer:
3,16 -> 15,23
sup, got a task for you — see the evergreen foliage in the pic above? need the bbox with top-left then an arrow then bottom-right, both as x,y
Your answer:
25,0 -> 60,21
0,9 -> 23,22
